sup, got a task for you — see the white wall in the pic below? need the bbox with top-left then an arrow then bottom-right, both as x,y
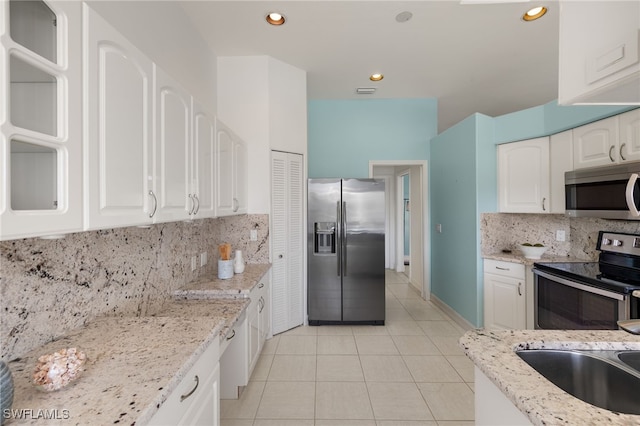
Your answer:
217,56 -> 307,214
85,1 -> 217,114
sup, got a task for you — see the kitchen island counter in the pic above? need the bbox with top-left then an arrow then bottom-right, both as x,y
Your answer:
460,328 -> 640,425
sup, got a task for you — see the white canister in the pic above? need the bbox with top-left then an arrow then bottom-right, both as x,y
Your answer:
218,259 -> 234,279
234,250 -> 245,274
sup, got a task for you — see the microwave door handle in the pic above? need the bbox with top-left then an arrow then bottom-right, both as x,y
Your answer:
626,173 -> 640,217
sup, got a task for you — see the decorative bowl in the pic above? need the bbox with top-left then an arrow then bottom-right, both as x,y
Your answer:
519,244 -> 548,259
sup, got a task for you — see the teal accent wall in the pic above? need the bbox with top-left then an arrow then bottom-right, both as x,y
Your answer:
430,114 -> 496,327
494,101 -> 636,144
307,99 -> 437,178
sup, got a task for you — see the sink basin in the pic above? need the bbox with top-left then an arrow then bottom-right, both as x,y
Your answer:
618,351 -> 640,373
516,349 -> 640,415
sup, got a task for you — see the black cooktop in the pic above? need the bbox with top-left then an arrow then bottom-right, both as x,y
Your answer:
534,261 -> 640,294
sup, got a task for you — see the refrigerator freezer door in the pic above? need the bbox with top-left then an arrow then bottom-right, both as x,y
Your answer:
342,179 -> 386,322
308,179 -> 342,322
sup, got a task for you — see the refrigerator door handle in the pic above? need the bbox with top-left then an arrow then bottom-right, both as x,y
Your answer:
342,201 -> 347,276
337,201 -> 342,276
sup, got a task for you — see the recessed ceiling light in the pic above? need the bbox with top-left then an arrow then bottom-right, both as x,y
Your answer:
522,6 -> 547,21
370,73 -> 384,82
266,12 -> 285,26
395,11 -> 413,23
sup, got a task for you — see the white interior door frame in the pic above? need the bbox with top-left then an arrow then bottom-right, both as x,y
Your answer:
370,160 -> 430,300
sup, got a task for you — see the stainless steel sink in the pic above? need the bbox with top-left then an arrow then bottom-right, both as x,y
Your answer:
516,349 -> 640,415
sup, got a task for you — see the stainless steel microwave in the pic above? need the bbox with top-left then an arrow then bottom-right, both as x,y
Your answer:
565,163 -> 640,220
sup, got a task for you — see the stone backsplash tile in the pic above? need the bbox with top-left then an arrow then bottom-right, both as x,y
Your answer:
0,214 -> 268,361
482,213 -> 640,260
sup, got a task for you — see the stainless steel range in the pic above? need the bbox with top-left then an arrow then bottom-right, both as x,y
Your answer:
533,231 -> 640,330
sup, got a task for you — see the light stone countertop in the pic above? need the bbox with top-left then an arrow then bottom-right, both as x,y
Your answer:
483,252 -> 589,266
154,298 -> 250,339
173,263 -> 271,298
7,316 -> 224,425
459,328 -> 640,425
7,264 -> 271,425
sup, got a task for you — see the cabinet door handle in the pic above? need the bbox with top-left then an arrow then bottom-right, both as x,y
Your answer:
518,282 -> 522,296
233,197 -> 239,212
541,197 -> 546,211
609,145 -> 615,162
259,296 -> 265,313
188,194 -> 195,215
180,375 -> 199,402
149,190 -> 158,218
226,329 -> 236,341
258,282 -> 264,289
194,195 -> 200,215
620,143 -> 627,161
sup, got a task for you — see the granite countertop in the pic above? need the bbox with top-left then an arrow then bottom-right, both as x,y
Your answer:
8,316 -> 224,425
460,328 -> 640,425
7,264 -> 271,425
173,263 -> 271,298
483,252 -> 590,266
154,298 -> 250,339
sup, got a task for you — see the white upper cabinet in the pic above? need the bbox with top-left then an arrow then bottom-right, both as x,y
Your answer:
549,130 -> 573,214
573,109 -> 640,169
215,119 -> 247,216
558,1 -> 640,105
84,4 -> 155,230
498,137 -> 550,213
154,67 -> 191,223
619,108 -> 640,163
1,0 -> 83,240
192,100 -> 216,219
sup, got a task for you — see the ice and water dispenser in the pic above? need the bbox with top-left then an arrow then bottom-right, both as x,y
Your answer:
313,222 -> 336,255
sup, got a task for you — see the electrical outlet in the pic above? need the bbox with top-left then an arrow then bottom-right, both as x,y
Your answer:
556,230 -> 566,242
250,229 -> 258,241
200,252 -> 207,267
191,256 -> 197,271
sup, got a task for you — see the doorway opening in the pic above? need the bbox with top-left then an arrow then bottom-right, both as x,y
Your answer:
370,160 -> 429,300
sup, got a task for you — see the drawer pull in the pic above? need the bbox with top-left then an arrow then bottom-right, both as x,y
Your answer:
180,375 -> 199,402
226,329 -> 236,341
258,283 -> 264,289
495,267 -> 510,271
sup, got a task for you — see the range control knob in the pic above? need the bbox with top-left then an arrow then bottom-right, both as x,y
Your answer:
602,238 -> 612,246
613,239 -> 623,247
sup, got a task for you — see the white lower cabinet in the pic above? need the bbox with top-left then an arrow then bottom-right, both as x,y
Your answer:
149,337 -> 220,426
475,367 -> 532,425
484,259 -> 526,330
219,312 -> 248,399
220,271 -> 271,399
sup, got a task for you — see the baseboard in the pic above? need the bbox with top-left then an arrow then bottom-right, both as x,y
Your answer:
430,294 -> 475,331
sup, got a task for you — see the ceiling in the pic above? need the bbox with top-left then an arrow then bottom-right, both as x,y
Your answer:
180,1 -> 559,132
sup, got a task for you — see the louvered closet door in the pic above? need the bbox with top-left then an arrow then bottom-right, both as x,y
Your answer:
271,151 -> 304,335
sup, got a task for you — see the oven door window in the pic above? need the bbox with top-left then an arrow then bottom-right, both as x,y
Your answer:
537,275 -> 622,329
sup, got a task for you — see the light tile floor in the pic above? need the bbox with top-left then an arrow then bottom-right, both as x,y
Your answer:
221,270 -> 475,426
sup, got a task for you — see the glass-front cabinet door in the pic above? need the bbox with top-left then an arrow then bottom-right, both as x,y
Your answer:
0,0 -> 82,240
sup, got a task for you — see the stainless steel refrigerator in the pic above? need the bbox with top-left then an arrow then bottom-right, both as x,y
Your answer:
308,178 -> 385,325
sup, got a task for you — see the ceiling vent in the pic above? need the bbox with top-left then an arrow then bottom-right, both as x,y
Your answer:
356,87 -> 376,94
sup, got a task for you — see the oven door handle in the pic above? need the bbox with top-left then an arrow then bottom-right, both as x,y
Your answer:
626,173 -> 640,217
534,270 -> 626,301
